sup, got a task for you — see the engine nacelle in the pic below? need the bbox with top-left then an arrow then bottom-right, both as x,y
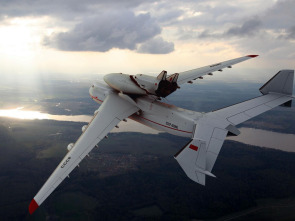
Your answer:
103,71 -> 179,97
82,125 -> 88,132
67,143 -> 74,151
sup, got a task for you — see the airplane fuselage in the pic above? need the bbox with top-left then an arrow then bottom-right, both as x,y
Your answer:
89,80 -> 202,137
31,55 -> 295,215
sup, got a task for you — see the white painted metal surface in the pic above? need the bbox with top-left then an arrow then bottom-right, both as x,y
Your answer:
177,55 -> 258,85
175,70 -> 294,185
29,56 -> 294,214
29,93 -> 139,213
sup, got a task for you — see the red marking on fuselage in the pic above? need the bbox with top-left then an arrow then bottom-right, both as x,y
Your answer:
90,95 -> 103,103
189,144 -> 198,151
138,116 -> 192,134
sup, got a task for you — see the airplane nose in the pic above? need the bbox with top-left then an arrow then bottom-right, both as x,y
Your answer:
103,73 -> 124,91
103,73 -> 118,86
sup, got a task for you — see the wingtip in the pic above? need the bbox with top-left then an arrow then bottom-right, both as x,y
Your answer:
29,199 -> 39,215
247,55 -> 259,58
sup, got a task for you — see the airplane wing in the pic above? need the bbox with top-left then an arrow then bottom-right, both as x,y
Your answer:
29,93 -> 139,214
177,55 -> 258,85
212,70 -> 294,125
175,70 -> 294,185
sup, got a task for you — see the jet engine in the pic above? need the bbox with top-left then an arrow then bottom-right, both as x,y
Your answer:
82,125 -> 88,132
67,143 -> 74,151
103,71 -> 179,97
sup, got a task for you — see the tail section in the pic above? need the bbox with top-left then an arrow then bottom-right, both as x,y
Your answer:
260,70 -> 294,95
174,69 -> 294,186
174,137 -> 216,185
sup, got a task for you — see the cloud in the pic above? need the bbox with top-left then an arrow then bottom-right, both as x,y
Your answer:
263,0 -> 295,30
281,26 -> 295,40
44,11 -> 162,52
196,0 -> 295,40
197,18 -> 262,39
225,18 -> 262,37
137,37 -> 174,54
1,0 -> 294,58
0,0 -> 155,19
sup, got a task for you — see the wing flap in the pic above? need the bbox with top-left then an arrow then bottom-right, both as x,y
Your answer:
244,104 -> 271,117
265,95 -> 291,108
30,93 -> 139,213
214,93 -> 292,126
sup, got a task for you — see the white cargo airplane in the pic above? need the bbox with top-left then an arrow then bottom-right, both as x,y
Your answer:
29,55 -> 294,214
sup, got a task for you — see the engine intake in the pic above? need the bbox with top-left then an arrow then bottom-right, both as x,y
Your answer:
67,143 -> 74,151
82,125 -> 88,132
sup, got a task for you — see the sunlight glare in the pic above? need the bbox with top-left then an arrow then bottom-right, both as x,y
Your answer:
0,107 -> 50,120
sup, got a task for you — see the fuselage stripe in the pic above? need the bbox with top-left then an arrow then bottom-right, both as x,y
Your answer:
90,95 -> 192,134
138,116 -> 192,134
90,95 -> 103,103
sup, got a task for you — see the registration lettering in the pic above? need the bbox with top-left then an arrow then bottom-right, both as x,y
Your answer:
166,122 -> 178,129
61,157 -> 71,168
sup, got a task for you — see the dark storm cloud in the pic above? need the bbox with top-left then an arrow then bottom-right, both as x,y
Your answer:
137,37 -> 174,54
44,11 -> 162,52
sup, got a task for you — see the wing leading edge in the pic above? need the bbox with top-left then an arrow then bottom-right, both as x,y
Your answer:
175,70 -> 294,185
177,55 -> 258,85
29,93 -> 139,214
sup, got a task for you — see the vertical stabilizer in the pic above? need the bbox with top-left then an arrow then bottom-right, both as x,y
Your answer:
259,70 -> 294,95
174,139 -> 215,185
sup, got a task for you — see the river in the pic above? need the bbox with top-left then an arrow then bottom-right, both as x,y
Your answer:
0,108 -> 294,151
0,107 -> 159,134
227,127 -> 295,153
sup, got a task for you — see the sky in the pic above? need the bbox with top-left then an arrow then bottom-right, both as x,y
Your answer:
0,0 -> 294,83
